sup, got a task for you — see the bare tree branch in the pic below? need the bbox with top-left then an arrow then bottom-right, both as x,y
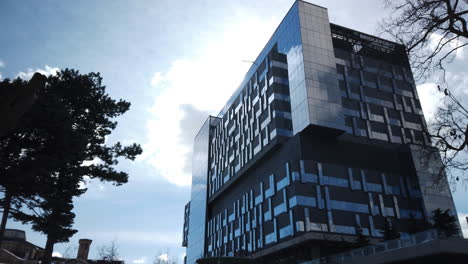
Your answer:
381,0 -> 468,186
97,239 -> 120,261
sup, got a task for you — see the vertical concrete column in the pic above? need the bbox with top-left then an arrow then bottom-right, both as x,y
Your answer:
408,144 -> 462,236
294,1 -> 345,133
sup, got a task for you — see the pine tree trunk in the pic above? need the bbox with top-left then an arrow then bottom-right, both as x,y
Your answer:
42,235 -> 55,264
0,191 -> 12,247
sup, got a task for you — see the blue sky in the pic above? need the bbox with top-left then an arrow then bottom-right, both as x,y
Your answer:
1,0 -> 467,263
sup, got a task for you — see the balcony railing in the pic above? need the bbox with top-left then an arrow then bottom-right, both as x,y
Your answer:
300,229 -> 438,264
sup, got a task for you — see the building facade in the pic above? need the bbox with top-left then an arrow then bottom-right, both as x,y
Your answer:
182,1 -> 460,263
0,229 -> 44,261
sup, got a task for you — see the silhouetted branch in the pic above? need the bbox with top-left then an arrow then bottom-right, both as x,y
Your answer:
381,0 -> 468,186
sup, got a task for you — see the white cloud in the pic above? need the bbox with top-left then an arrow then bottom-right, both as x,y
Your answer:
78,181 -> 87,190
78,175 -> 91,190
17,65 -> 59,80
79,158 -> 105,191
416,72 -> 468,123
77,174 -> 106,201
458,212 -> 468,238
429,33 -> 466,61
0,60 -> 4,68
81,157 -> 102,167
141,14 -> 279,186
158,253 -> 168,261
132,257 -> 147,264
446,72 -> 468,96
52,251 -> 63,258
416,82 -> 445,121
150,72 -> 164,87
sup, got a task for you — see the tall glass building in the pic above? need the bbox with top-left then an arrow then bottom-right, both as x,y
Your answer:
182,1 -> 460,263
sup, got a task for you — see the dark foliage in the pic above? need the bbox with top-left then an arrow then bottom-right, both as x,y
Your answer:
432,208 -> 460,238
354,227 -> 371,248
0,69 -> 142,264
0,75 -> 68,248
0,73 -> 47,137
380,218 -> 401,241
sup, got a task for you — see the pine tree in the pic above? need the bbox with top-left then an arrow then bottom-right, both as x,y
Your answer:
0,73 -> 47,137
432,208 -> 460,238
0,76 -> 73,247
1,69 -> 142,264
354,227 -> 371,248
380,218 -> 400,241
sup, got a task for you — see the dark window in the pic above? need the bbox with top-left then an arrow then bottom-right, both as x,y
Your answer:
387,109 -> 399,119
336,64 -> 345,75
335,49 -> 351,61
342,98 -> 360,110
380,76 -> 393,87
370,121 -> 387,133
404,113 -> 421,123
339,80 -> 346,91
345,116 -> 354,127
363,71 -> 377,83
396,80 -> 412,91
369,104 -> 384,115
348,68 -> 361,81
355,118 -> 367,129
390,125 -> 402,136
349,82 -> 360,94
